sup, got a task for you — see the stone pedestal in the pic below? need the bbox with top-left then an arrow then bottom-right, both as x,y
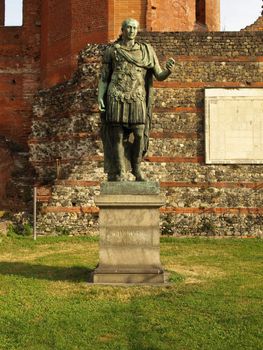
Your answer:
93,182 -> 165,284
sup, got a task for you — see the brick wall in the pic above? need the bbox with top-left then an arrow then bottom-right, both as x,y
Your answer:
205,0 -> 220,31
147,0 -> 220,32
30,31 -> 263,236
0,0 -> 41,207
40,0 -> 72,88
40,0 -> 220,88
40,0 -> 148,88
41,0 -> 109,88
109,0 -> 147,38
147,0 -> 196,31
0,0 -> 219,209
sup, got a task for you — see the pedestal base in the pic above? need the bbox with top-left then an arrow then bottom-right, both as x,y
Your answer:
93,266 -> 164,284
93,182 -> 165,284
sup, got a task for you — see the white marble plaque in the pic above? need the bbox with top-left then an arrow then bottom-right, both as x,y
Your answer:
205,88 -> 263,164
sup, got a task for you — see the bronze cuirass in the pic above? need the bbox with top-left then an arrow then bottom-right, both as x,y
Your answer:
108,47 -> 147,103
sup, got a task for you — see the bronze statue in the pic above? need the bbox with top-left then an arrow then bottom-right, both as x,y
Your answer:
98,18 -> 175,181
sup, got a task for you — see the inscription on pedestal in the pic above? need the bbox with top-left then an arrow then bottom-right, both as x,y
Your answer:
102,228 -> 154,246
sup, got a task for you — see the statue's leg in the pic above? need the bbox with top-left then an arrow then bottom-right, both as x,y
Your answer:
110,125 -> 125,181
131,124 -> 145,181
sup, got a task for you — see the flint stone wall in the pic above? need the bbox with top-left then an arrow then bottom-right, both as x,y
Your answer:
30,32 -> 263,236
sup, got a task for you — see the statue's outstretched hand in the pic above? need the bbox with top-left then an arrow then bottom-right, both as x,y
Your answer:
98,98 -> 106,112
166,58 -> 175,72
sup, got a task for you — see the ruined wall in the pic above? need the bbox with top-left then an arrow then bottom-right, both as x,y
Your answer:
147,0 -> 196,31
0,0 -> 41,208
205,0 -> 220,31
136,0 -> 220,32
41,0 -> 220,88
30,31 -> 263,237
243,16 -> 263,31
109,0 -> 147,39
0,0 -> 218,208
41,0 -> 109,88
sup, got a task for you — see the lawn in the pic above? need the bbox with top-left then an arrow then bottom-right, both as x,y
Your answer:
0,235 -> 262,350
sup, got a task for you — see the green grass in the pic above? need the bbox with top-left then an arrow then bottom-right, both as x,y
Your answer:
0,236 -> 262,350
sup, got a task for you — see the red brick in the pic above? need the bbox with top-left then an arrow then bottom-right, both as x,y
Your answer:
154,107 -> 203,113
41,206 -> 263,216
160,182 -> 263,189
160,208 -> 263,214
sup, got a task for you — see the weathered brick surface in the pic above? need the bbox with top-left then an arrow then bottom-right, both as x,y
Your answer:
0,0 -> 41,207
147,0 -> 220,32
41,0 -> 109,88
30,32 -> 263,236
205,0 -> 220,31
41,0 -> 220,88
109,0 -> 147,38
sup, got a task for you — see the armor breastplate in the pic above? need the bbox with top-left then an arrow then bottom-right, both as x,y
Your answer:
108,48 -> 147,103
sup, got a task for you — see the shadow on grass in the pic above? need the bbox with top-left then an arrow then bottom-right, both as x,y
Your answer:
0,261 -> 94,282
126,296 -> 169,350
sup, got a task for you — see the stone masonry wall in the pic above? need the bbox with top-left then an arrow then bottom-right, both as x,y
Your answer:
30,32 -> 263,237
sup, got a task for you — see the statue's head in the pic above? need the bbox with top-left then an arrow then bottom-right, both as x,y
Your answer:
121,18 -> 139,31
121,18 -> 139,40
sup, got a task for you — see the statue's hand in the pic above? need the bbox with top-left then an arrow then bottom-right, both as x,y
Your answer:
166,58 -> 175,72
98,98 -> 106,112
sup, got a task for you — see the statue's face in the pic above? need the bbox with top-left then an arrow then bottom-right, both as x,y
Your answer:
122,20 -> 138,40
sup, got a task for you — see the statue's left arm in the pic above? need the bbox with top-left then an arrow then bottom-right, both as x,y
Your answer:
151,49 -> 175,81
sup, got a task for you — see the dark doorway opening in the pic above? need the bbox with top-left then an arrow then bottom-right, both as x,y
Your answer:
196,0 -> 206,25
